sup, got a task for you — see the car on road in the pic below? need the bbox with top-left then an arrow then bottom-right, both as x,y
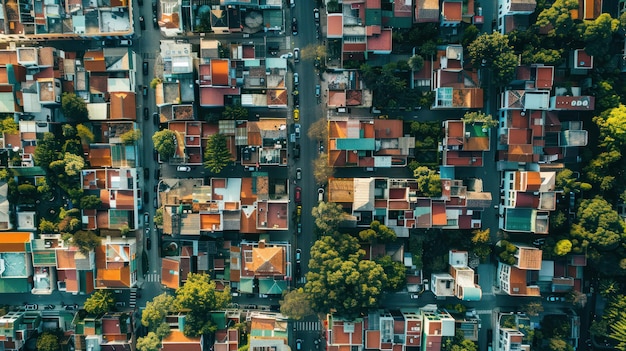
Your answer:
293,109 -> 299,121
315,84 -> 321,97
153,16 -> 158,28
295,248 -> 301,263
64,304 -> 79,311
319,141 -> 324,153
119,39 -> 132,46
143,107 -> 149,120
290,0 -> 295,7
177,166 -> 191,172
546,296 -> 565,302
294,48 -> 300,62
296,339 -> 303,351
143,61 -> 149,75
146,237 -> 152,249
314,8 -> 320,23
24,304 -> 38,310
145,226 -> 151,236
318,187 -> 325,201
102,39 -> 116,47
144,212 -> 150,223
294,124 -> 301,138
296,205 -> 302,217
153,196 -> 158,209
153,112 -> 159,125
296,168 -> 302,180
295,186 -> 302,203
268,45 -> 279,56
533,238 -> 545,246
410,294 -> 419,299
293,144 -> 300,159
297,222 -> 302,235
293,73 -> 299,86
139,16 -> 146,30
291,17 -> 298,35
142,85 -> 148,96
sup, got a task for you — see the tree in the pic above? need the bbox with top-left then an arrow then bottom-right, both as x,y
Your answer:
312,201 -> 346,234
222,105 -> 248,120
39,219 -> 57,233
84,289 -> 114,315
150,77 -> 163,89
308,118 -> 328,141
599,279 -> 620,298
548,338 -> 573,351
142,293 -> 175,331
72,230 -> 102,255
152,130 -> 177,161
279,288 -> 313,320
76,124 -> 94,144
583,13 -> 619,57
305,234 -> 387,318
594,104 -> 626,152
80,195 -> 102,210
34,132 -> 61,169
174,273 -> 231,337
536,0 -> 579,39
204,133 -> 232,174
521,301 -> 544,316
154,208 -> 164,226
467,32 -> 517,86
301,44 -> 327,60
554,239 -> 572,256
137,332 -> 161,351
120,130 -> 142,145
61,92 -> 88,121
495,240 -> 517,265
408,54 -> 425,72
413,166 -> 442,197
17,183 -> 36,197
461,25 -> 480,47
0,116 -> 18,134
471,228 -> 490,244
451,340 -> 477,351
462,111 -> 498,128
358,220 -> 397,242
63,153 -> 85,176
610,319 -> 626,350
571,197 -> 625,250
63,138 -> 82,155
36,332 -> 60,351
313,154 -> 334,184
375,255 -> 406,291
555,168 -> 592,194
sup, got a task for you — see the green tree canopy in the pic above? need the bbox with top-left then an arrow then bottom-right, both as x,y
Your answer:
279,288 -> 314,320
61,92 -> 89,121
34,132 -> 61,170
308,118 -> 329,141
76,124 -> 94,144
462,111 -> 498,128
583,13 -> 619,57
80,195 -> 102,210
312,201 -> 347,234
408,54 -> 425,71
84,290 -> 114,315
222,105 -> 248,120
571,197 -> 626,250
39,219 -> 57,233
137,332 -> 161,351
594,104 -> 626,152
120,130 -> 142,145
358,220 -> 397,242
63,153 -> 85,176
375,255 -> 406,291
554,239 -> 573,256
301,45 -> 328,60
142,293 -> 175,331
36,332 -> 60,351
0,116 -> 18,134
204,133 -> 232,174
555,168 -> 592,194
313,154 -> 334,184
174,273 -> 231,337
152,130 -> 177,161
72,230 -> 102,255
467,32 -> 517,86
413,166 -> 442,197
536,0 -> 579,39
305,234 -> 387,318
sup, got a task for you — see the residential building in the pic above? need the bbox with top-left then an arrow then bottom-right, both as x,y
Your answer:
326,315 -> 365,351
496,328 -> 527,351
156,40 -> 197,108
0,311 -> 42,351
497,243 -> 542,297
442,120 -> 491,167
431,45 -> 483,109
157,0 -> 184,37
0,182 -> 11,230
327,176 -> 490,237
249,312 -> 289,349
76,313 -> 133,351
234,240 -> 290,295
327,118 -> 415,168
326,71 -> 372,109
499,171 -> 555,234
198,40 -> 241,107
94,236 -> 138,289
161,245 -> 195,290
415,0 -> 440,23
0,232 -> 33,293
448,250 -> 482,301
0,0 -> 134,41
421,305 -> 455,351
161,330 -> 203,351
497,0 -> 537,34
240,118 -> 289,167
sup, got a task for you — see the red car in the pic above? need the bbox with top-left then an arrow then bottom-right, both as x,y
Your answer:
295,186 -> 302,203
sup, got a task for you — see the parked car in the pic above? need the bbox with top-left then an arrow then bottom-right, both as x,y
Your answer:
296,168 -> 302,180
294,124 -> 301,138
296,339 -> 303,351
533,238 -> 545,246
410,294 -> 420,299
154,168 -> 160,179
64,304 -> 79,311
145,226 -> 150,236
119,39 -> 132,46
177,166 -> 191,172
143,107 -> 149,120
313,8 -> 320,23
318,187 -> 325,201
146,237 -> 152,249
290,0 -> 295,6
139,16 -> 146,30
295,248 -> 301,263
294,48 -> 300,62
153,16 -> 158,28
153,149 -> 158,161
142,85 -> 148,96
44,304 -> 55,310
143,61 -> 149,75
102,39 -> 116,47
546,296 -> 565,302
293,109 -> 300,122
153,112 -> 159,125
291,17 -> 298,35
296,222 -> 302,235
24,304 -> 38,310
268,45 -> 279,56
144,212 -> 150,223
293,73 -> 299,86
296,205 -> 302,217
280,52 -> 293,59
315,84 -> 321,97
295,186 -> 302,203
292,144 -> 300,159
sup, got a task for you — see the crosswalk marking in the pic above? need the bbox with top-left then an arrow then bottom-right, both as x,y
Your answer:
293,321 -> 323,331
129,288 -> 137,308
145,273 -> 160,282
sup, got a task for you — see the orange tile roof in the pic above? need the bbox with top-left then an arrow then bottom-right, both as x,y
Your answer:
327,14 -> 344,37
367,29 -> 392,52
246,246 -> 284,275
109,92 -> 137,120
162,331 -> 202,351
162,258 -> 181,289
0,232 -> 32,252
442,1 -> 462,21
211,59 -> 230,86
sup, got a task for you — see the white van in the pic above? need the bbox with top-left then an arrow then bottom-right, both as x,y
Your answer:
119,39 -> 132,46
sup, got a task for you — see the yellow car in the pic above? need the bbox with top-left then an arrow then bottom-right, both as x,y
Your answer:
294,109 -> 300,121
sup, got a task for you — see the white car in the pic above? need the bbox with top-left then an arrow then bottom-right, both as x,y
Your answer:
280,53 -> 293,59
295,248 -> 302,263
410,294 -> 420,299
177,166 -> 191,172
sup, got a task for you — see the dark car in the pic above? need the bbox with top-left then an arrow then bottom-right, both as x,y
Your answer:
295,186 -> 302,203
102,39 -> 116,47
142,85 -> 148,97
152,0 -> 157,12
293,93 -> 300,106
291,17 -> 298,35
153,16 -> 158,28
139,16 -> 146,30
143,107 -> 149,120
143,61 -> 149,75
153,149 -> 158,161
292,144 -> 300,159
268,45 -> 279,56
153,112 -> 159,126
143,191 -> 149,204
64,304 -> 79,311
154,168 -> 160,179
138,0 -> 143,5
146,238 -> 152,249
